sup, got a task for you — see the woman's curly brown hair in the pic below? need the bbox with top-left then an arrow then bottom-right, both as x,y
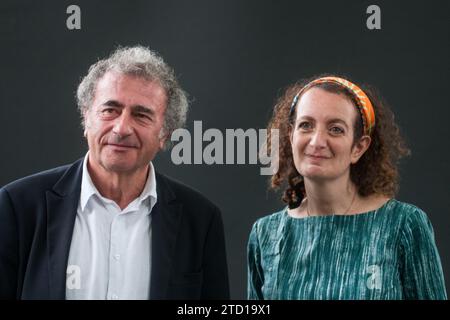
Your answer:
264,75 -> 410,209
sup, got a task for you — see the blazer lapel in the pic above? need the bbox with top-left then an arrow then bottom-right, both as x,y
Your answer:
150,173 -> 182,299
46,159 -> 83,299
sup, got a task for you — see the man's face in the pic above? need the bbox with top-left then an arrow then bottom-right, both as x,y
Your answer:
84,71 -> 168,174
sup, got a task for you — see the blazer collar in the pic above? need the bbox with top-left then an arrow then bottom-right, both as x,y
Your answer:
46,158 -> 84,299
150,172 -> 183,299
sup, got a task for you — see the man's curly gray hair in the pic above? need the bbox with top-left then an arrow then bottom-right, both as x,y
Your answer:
76,46 -> 188,148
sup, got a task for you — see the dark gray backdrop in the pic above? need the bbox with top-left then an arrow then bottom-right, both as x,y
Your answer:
1,0 -> 448,299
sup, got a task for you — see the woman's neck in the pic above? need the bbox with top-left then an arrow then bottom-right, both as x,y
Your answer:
289,177 -> 391,218
303,175 -> 358,216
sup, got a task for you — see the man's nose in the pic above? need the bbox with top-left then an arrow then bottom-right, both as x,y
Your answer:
112,112 -> 133,137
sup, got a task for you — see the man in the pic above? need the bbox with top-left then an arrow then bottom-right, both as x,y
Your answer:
0,46 -> 229,300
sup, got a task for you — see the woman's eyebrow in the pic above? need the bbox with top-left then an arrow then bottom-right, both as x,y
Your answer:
327,118 -> 349,128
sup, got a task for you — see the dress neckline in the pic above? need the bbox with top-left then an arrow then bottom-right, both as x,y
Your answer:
284,198 -> 395,221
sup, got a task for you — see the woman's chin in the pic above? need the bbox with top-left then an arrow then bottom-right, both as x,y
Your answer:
300,167 -> 329,180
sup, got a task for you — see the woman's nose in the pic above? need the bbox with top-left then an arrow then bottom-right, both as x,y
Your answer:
309,129 -> 327,148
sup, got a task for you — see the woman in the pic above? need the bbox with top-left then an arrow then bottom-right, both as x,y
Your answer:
248,75 -> 447,299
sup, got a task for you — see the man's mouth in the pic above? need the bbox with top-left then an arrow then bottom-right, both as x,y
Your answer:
105,143 -> 137,149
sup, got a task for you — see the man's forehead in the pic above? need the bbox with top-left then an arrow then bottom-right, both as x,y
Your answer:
94,71 -> 167,102
97,71 -> 158,88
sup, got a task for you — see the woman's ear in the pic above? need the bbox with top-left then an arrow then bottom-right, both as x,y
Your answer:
351,135 -> 371,164
289,124 -> 294,145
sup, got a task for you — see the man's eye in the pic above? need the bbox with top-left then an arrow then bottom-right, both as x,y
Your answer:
135,113 -> 152,122
101,108 -> 116,114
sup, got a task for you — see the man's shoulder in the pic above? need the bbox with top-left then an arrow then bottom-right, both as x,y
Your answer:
155,171 -> 220,213
1,160 -> 81,198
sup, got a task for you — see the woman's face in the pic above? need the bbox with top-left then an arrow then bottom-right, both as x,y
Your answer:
291,87 -> 370,182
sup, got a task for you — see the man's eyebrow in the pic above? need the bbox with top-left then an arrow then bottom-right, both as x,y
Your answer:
132,105 -> 155,115
103,100 -> 124,108
101,101 -> 155,115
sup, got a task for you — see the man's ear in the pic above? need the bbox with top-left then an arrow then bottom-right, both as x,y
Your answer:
158,129 -> 169,150
351,135 -> 371,164
83,109 -> 89,138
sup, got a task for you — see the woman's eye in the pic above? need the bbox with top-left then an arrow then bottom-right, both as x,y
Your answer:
298,122 -> 312,130
330,126 -> 344,134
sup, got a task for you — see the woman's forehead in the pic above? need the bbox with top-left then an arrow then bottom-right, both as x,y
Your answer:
295,87 -> 358,122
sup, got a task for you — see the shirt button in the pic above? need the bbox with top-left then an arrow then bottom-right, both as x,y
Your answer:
114,254 -> 121,260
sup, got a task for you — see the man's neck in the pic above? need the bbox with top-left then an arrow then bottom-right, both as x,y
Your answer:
87,159 -> 149,210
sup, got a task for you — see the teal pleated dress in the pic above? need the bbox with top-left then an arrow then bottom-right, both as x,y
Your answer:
247,199 -> 447,299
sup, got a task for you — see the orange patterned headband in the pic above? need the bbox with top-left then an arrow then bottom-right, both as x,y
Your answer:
289,76 -> 376,135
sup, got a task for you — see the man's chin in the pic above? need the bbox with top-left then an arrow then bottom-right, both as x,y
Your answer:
100,160 -> 141,174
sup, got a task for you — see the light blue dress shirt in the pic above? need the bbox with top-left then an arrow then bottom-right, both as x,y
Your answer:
66,154 -> 157,300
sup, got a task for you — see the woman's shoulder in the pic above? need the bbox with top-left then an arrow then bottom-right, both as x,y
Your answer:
387,199 -> 427,217
250,207 -> 287,234
248,208 -> 287,248
386,199 -> 433,231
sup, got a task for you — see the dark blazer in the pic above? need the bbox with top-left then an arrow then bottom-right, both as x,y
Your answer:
0,158 -> 230,300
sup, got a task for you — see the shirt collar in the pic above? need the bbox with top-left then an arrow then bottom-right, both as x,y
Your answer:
79,152 -> 157,214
